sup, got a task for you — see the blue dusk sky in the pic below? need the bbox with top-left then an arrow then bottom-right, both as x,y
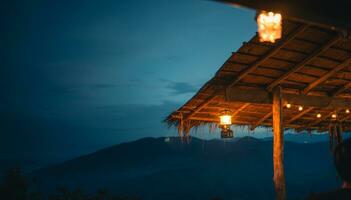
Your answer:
2,0 -> 277,161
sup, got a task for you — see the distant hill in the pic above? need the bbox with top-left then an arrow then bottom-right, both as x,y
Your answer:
31,136 -> 341,200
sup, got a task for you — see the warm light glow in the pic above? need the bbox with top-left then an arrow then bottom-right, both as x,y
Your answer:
298,106 -> 303,111
346,109 -> 350,114
219,110 -> 233,138
316,113 -> 321,118
286,103 -> 291,108
257,11 -> 282,43
220,115 -> 232,125
332,114 -> 337,119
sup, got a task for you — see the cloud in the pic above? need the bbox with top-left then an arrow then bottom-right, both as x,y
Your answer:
167,82 -> 197,95
89,84 -> 116,89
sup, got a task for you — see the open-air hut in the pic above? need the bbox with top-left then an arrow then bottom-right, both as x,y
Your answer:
166,1 -> 351,199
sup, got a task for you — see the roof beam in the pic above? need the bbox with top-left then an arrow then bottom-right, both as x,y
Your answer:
267,35 -> 341,91
305,109 -> 341,130
285,107 -> 314,124
173,115 -> 258,125
250,111 -> 272,130
225,24 -> 308,92
331,82 -> 351,96
302,57 -> 351,94
340,114 -> 351,122
183,94 -> 217,121
226,86 -> 351,109
232,103 -> 250,117
172,114 -> 319,130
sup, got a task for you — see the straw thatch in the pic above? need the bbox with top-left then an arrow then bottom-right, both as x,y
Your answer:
166,19 -> 351,135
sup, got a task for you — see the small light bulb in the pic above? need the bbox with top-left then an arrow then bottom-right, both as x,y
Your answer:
298,106 -> 303,111
332,114 -> 337,119
286,104 -> 291,108
317,113 -> 321,118
346,109 -> 350,114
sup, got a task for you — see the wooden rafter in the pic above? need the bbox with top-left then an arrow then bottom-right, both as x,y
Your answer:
183,94 -> 217,121
340,114 -> 351,122
302,57 -> 351,94
166,19 -> 351,134
225,24 -> 308,92
227,86 -> 351,109
250,111 -> 272,130
173,115 -> 218,123
305,109 -> 340,129
173,115 -> 257,125
332,82 -> 351,96
285,107 -> 314,124
232,103 -> 250,117
172,114 -> 320,130
266,35 -> 341,91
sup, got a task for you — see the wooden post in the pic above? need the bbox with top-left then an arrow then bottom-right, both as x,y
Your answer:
272,86 -> 287,200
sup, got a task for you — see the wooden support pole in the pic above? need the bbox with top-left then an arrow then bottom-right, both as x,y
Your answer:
272,86 -> 287,200
286,107 -> 314,124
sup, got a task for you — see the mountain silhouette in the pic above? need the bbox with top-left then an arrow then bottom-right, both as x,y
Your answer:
31,137 -> 340,200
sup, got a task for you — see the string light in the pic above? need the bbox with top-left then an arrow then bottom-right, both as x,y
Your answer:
286,103 -> 291,108
298,106 -> 303,111
316,113 -> 321,118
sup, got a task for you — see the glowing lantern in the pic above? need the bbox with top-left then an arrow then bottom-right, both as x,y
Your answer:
286,103 -> 291,108
346,109 -> 350,114
219,110 -> 233,138
298,106 -> 303,111
317,113 -> 321,118
220,114 -> 232,125
257,11 -> 282,43
332,114 -> 337,119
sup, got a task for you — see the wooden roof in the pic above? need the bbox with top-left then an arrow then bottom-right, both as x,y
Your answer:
167,20 -> 351,134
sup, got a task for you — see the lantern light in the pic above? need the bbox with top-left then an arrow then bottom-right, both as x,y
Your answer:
332,114 -> 337,119
286,103 -> 291,108
219,110 -> 233,139
316,113 -> 321,118
298,106 -> 303,111
257,11 -> 282,43
219,114 -> 232,126
346,109 -> 350,114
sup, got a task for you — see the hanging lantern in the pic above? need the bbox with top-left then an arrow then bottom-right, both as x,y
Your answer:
220,111 -> 232,126
219,110 -> 233,138
332,113 -> 337,119
298,106 -> 303,111
346,109 -> 350,114
316,113 -> 322,118
220,126 -> 234,139
257,11 -> 282,43
285,103 -> 291,108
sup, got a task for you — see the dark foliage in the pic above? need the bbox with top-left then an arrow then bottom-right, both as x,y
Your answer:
0,168 -> 141,200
